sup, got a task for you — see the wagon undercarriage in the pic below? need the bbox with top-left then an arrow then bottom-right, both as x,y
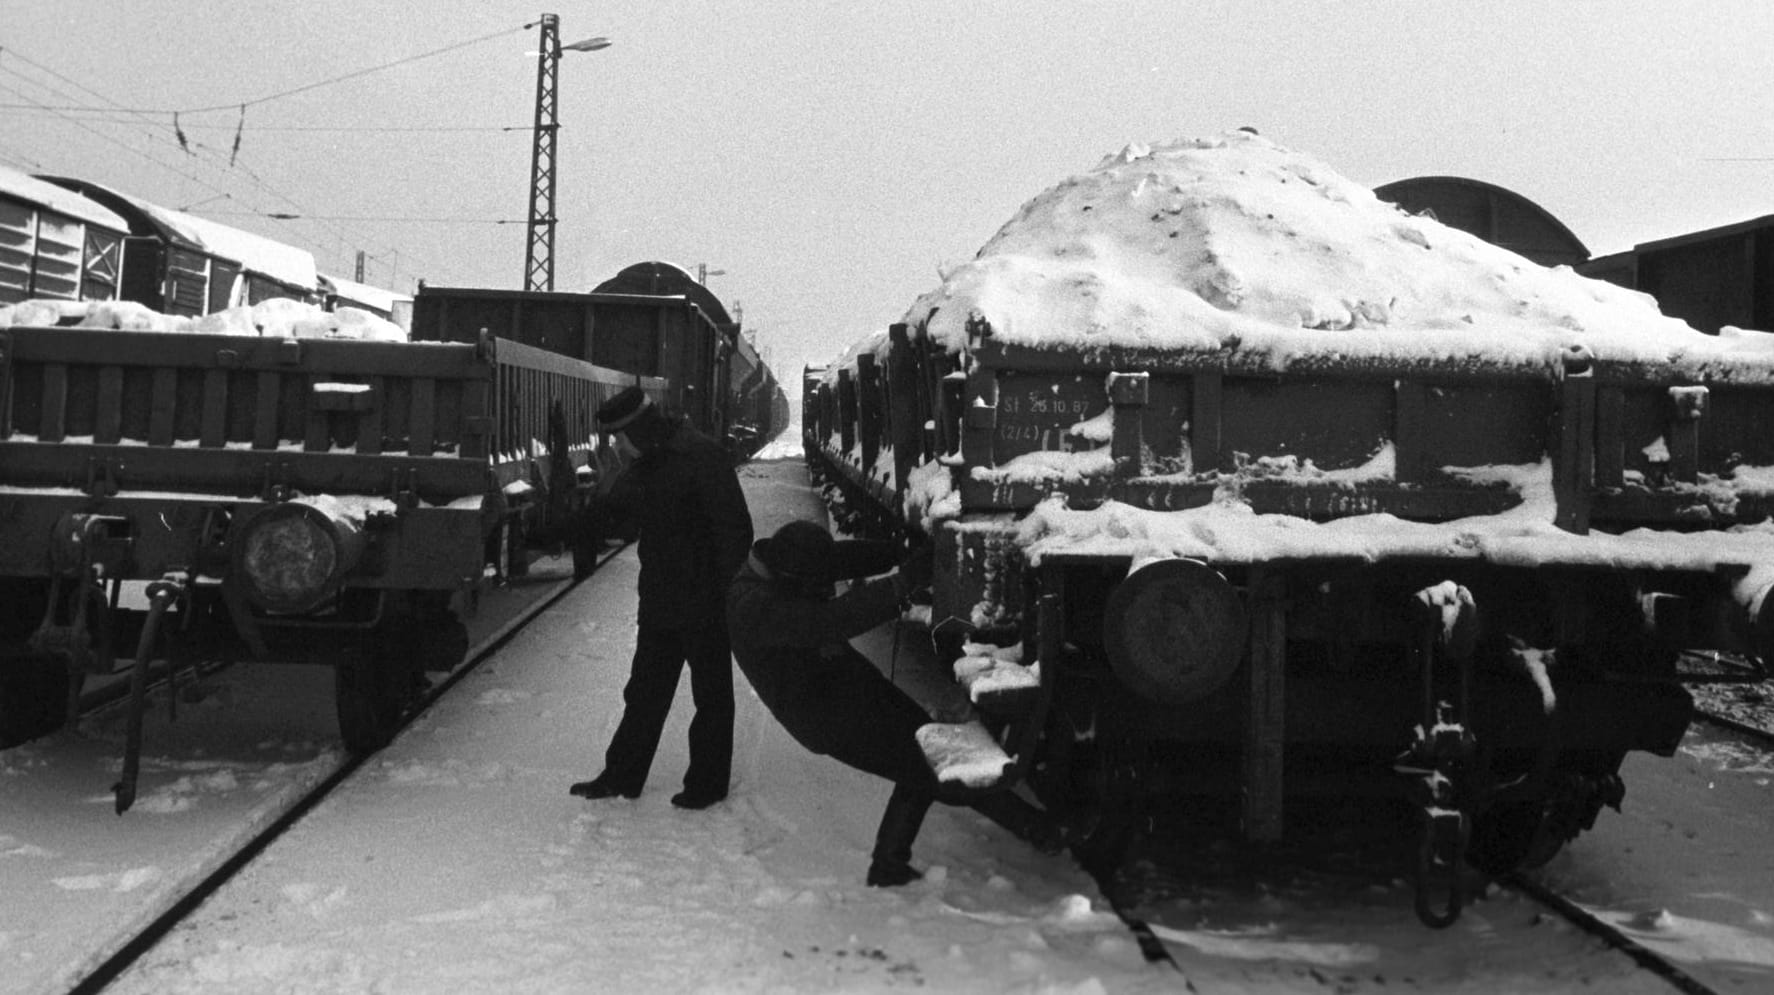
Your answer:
804,330 -> 1774,926
940,538 -> 1733,926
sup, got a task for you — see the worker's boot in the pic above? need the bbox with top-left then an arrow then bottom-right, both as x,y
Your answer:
867,783 -> 932,887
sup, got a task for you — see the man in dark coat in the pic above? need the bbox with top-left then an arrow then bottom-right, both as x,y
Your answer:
570,387 -> 753,809
728,519 -> 1063,886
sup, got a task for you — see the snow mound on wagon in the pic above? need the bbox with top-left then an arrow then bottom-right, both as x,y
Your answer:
905,130 -> 1759,370
0,296 -> 405,340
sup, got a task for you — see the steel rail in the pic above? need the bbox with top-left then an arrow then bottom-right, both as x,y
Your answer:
1500,871 -> 1723,995
1691,708 -> 1774,748
63,549 -> 613,995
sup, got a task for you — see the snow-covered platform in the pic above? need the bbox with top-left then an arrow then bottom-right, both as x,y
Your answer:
96,457 -> 1137,994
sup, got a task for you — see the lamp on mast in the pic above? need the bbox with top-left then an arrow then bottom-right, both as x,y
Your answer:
525,14 -> 611,292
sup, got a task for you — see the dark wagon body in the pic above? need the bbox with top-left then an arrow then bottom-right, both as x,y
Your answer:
0,317 -> 663,790
1579,213 -> 1774,337
809,317 -> 1774,924
1373,176 -> 1591,269
413,270 -> 785,459
725,329 -> 788,458
803,130 -> 1774,926
589,259 -> 786,457
411,284 -> 733,446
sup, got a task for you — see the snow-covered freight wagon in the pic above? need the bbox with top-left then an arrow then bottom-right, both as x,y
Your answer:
0,166 -> 129,305
806,131 -> 1774,926
4,165 -> 410,328
0,297 -> 664,810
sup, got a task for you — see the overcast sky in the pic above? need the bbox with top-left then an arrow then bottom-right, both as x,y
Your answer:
5,0 -> 1771,386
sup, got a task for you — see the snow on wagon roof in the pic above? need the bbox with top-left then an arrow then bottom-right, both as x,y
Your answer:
904,130 -> 1773,374
319,273 -> 406,313
153,203 -> 318,292
0,164 -> 128,232
48,178 -> 318,292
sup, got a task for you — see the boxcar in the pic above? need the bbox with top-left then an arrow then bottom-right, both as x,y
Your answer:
1,165 -> 128,305
38,175 -> 319,315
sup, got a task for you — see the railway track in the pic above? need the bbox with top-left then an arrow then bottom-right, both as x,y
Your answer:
1090,854 -> 1739,995
1491,682 -> 1773,995
1692,707 -> 1774,748
61,553 -> 604,995
1681,648 -> 1774,747
73,655 -> 237,731
1501,871 -> 1723,995
1074,786 -> 1757,995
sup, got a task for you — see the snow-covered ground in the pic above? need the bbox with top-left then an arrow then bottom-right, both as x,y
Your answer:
1,662 -> 346,995
98,457 -> 1167,995
0,566 -> 576,995
1,455 -> 1771,992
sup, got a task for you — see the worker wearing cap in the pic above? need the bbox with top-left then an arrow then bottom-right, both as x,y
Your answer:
569,386 -> 753,810
727,519 -> 1064,887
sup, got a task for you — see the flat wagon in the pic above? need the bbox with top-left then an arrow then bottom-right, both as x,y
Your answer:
807,132 -> 1774,926
0,314 -> 661,809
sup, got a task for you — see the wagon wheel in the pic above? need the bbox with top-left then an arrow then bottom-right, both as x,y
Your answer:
503,513 -> 530,579
0,651 -> 80,748
0,578 -> 82,747
566,493 -> 603,582
333,646 -> 403,754
1032,720 -> 1151,878
399,591 -> 468,675
1467,751 -> 1623,876
333,594 -> 467,753
333,628 -> 430,755
570,526 -> 601,582
1467,801 -> 1564,876
1069,758 -> 1151,877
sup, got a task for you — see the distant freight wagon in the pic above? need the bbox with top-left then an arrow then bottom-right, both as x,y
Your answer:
412,261 -> 786,460
2,164 -> 405,324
